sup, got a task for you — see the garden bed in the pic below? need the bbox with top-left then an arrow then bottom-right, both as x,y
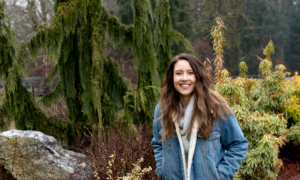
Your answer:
0,165 -> 16,180
277,143 -> 300,180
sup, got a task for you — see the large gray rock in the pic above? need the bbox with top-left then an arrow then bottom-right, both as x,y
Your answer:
0,130 -> 90,180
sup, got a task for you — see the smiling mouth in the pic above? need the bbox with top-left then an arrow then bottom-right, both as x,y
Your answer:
180,84 -> 191,87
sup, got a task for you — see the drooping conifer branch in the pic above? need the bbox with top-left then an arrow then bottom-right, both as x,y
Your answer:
131,0 -> 161,123
39,81 -> 63,108
154,0 -> 194,80
10,0 -> 79,69
0,6 -> 68,139
154,0 -> 172,81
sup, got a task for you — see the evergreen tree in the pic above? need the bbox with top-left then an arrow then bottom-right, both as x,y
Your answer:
124,0 -> 193,123
1,0 -> 193,144
167,0 -> 195,56
0,0 -> 69,141
193,0 -> 298,75
194,0 -> 250,75
5,0 -> 54,42
116,0 -> 195,92
238,0 -> 270,75
1,0 -> 129,144
154,0 -> 194,81
169,0 -> 194,38
238,0 -> 290,75
129,0 -> 160,123
285,0 -> 300,72
116,0 -> 133,25
0,0 -> 15,130
154,0 -> 173,81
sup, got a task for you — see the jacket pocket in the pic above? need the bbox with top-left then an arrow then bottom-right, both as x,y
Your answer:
214,165 -> 222,180
197,129 -> 220,155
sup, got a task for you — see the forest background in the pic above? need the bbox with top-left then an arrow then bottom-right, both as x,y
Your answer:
1,0 -> 300,179
5,0 -> 300,77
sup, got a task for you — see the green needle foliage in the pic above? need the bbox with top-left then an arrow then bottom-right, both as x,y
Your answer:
131,0 -> 160,123
121,0 -> 193,123
1,0 -> 192,144
154,0 -> 194,81
0,1 -> 15,130
0,0 -> 69,140
116,0 -> 194,82
24,0 -> 130,142
0,1 -> 14,81
154,0 -> 173,81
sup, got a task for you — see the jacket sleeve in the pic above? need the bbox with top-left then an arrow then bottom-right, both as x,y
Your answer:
218,113 -> 248,180
151,104 -> 163,178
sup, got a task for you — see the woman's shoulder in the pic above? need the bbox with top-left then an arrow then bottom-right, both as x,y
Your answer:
154,103 -> 162,119
153,103 -> 163,130
155,102 -> 161,109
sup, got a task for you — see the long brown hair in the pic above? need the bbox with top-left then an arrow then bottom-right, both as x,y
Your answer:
159,53 -> 232,141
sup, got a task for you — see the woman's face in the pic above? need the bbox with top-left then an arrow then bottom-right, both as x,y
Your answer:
173,60 -> 196,99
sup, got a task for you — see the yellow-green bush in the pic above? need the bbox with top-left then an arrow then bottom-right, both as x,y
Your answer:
215,39 -> 298,179
285,72 -> 300,125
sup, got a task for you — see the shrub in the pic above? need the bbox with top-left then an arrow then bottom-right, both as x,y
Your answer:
70,123 -> 158,180
215,39 -> 295,179
285,122 -> 300,146
285,72 -> 300,125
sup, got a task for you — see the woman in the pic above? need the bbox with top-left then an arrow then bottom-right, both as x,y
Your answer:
151,54 -> 248,180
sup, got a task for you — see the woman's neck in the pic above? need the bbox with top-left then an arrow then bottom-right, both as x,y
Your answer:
180,94 -> 192,115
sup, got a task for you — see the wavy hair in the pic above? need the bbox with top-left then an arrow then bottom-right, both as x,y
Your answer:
159,53 -> 232,141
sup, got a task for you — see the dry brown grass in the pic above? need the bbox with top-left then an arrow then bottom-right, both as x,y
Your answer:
70,124 -> 159,180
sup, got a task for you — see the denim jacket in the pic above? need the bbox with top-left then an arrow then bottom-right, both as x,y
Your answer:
151,104 -> 248,180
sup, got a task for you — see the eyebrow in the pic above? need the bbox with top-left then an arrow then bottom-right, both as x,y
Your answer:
174,69 -> 193,72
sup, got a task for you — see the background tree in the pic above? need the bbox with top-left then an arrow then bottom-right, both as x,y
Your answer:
1,0 -> 193,145
194,0 -> 249,74
0,0 -> 70,142
5,0 -> 55,77
116,0 -> 133,25
285,0 -> 300,72
192,0 -> 299,75
168,0 -> 195,56
5,0 -> 54,42
116,0 -> 194,81
238,0 -> 289,75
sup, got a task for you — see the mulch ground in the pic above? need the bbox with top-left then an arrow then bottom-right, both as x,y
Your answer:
0,165 -> 16,180
277,143 -> 300,180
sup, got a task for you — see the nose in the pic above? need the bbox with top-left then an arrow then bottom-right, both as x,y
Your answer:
182,73 -> 188,81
